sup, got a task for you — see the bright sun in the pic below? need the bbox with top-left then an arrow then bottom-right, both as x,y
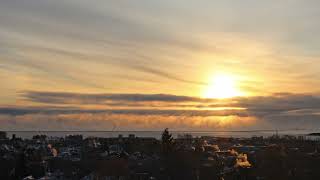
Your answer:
203,74 -> 243,99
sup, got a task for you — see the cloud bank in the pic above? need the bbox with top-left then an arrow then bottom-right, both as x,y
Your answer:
1,91 -> 320,130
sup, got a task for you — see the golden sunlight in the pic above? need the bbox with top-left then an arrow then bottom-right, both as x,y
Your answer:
203,73 -> 243,99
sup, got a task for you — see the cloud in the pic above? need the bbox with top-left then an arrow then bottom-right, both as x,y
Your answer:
127,64 -> 207,86
0,106 -> 248,117
0,91 -> 319,130
21,91 -> 207,104
21,91 -> 320,113
1,0 -> 320,103
235,93 -> 320,116
1,0 -> 320,130
0,113 -> 257,131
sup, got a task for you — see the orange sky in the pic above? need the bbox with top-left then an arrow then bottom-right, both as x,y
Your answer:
1,1 -> 320,130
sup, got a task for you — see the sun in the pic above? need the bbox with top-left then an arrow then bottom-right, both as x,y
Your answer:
203,74 -> 243,99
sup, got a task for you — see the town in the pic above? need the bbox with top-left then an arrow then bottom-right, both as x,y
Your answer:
1,129 -> 320,180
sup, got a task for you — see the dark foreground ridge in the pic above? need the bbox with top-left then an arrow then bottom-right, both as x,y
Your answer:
1,130 -> 320,180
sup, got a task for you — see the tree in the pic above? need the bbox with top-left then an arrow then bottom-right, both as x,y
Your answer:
161,128 -> 174,155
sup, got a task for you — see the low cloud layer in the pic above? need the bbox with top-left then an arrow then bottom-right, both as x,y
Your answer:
0,91 -> 320,130
21,91 -> 320,112
22,91 -> 203,104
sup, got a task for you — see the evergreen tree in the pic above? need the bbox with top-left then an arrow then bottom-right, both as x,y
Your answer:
161,128 -> 174,155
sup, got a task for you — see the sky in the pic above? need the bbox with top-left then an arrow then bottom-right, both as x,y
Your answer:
1,0 -> 320,131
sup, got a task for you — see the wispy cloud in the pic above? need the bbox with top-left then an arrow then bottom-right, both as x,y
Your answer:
127,64 -> 207,86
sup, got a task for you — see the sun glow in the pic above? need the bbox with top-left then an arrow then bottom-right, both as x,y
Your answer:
203,74 -> 243,99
